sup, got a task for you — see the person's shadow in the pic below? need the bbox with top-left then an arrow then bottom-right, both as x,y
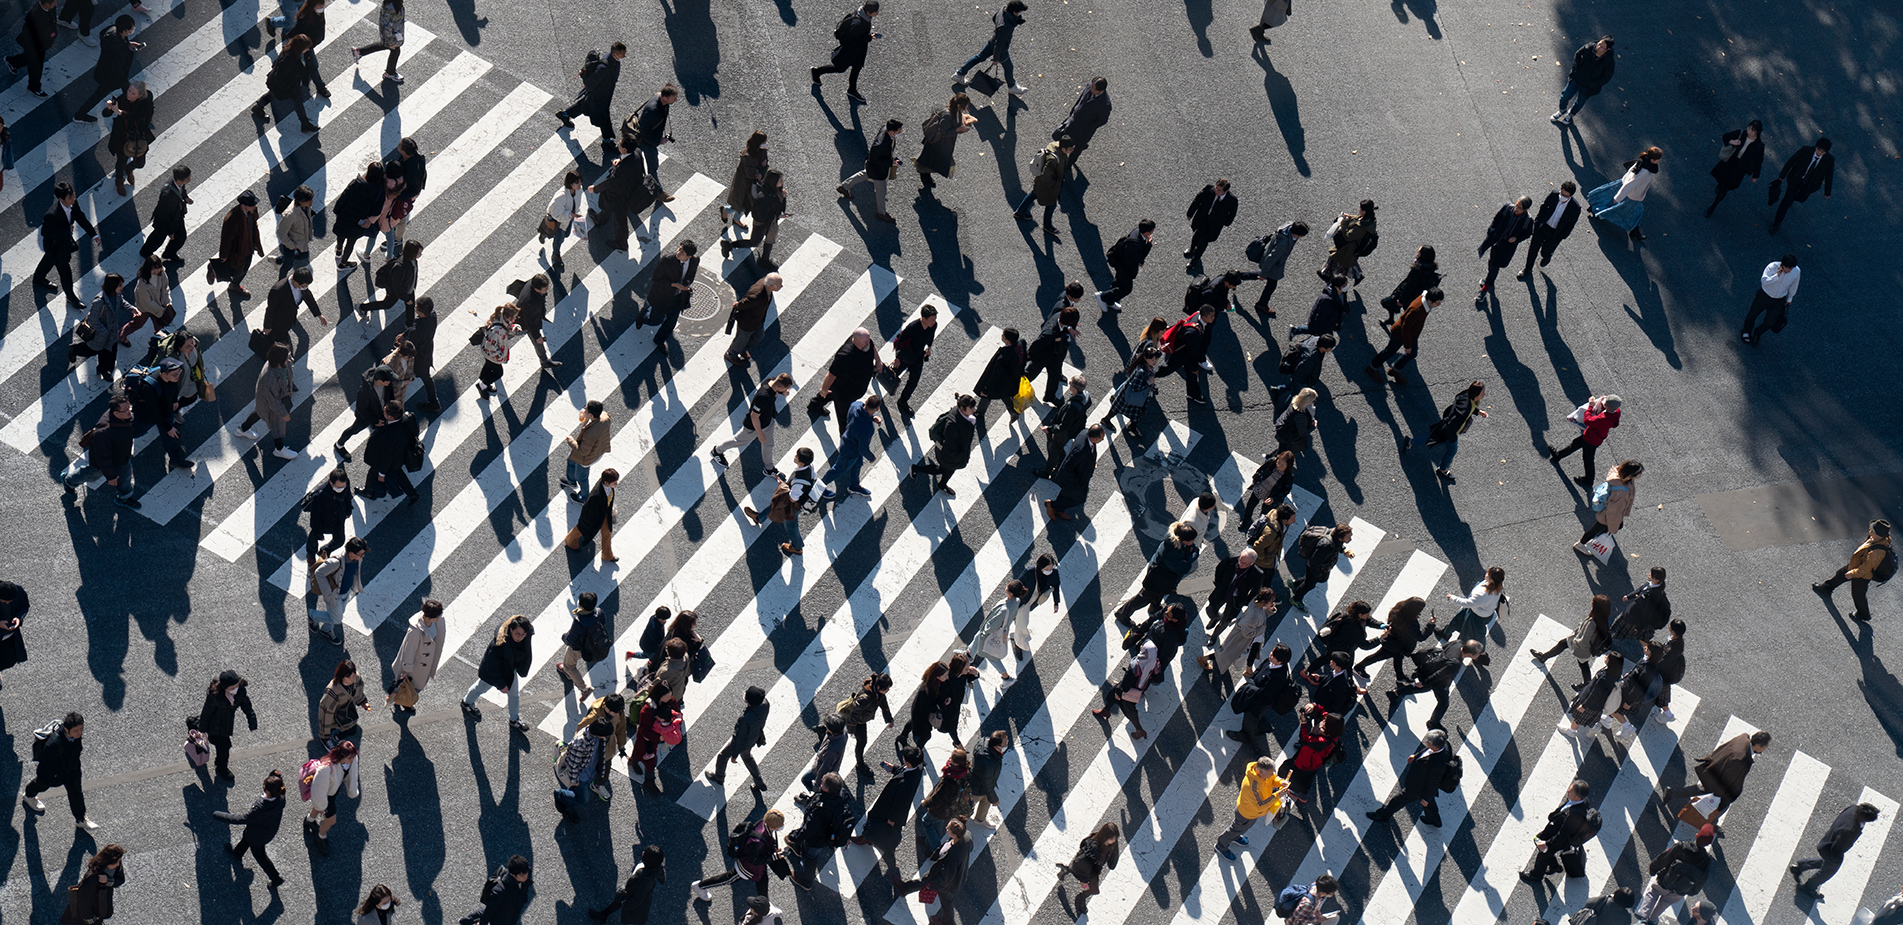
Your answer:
1183,0 -> 1215,57
659,0 -> 722,103
1391,0 -> 1442,39
1253,46 -> 1308,176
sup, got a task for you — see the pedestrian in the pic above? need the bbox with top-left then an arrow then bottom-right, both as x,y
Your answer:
952,0 -> 1027,92
1100,346 -> 1161,440
331,161 -> 385,268
7,0 -> 59,98
820,395 -> 884,500
1283,874 -> 1342,925
80,17 -> 141,116
589,138 -> 655,253
141,165 -> 193,262
1518,183 -> 1582,279
975,581 -> 1034,681
1096,219 -> 1154,313
1769,136 -> 1834,235
914,92 -> 976,193
811,1 -> 880,103
351,0 -> 405,85
1212,755 -> 1288,860
920,752 -> 973,843
1440,565 -> 1508,643
501,275 -> 555,371
789,772 -> 856,889
1518,779 -> 1600,884
1056,822 -> 1119,916
563,469 -> 620,563
1547,393 -> 1623,487
474,303 -> 519,399
380,339 -> 416,409
807,328 -> 886,423
542,171 -> 587,272
1183,178 -> 1239,264
121,357 -> 192,469
742,447 -> 815,556
1248,0 -> 1290,43
1093,636 -> 1163,739
33,182 -> 97,308
252,35 -> 319,132
1203,587 -> 1275,680
266,0 -> 330,91
1366,728 -> 1453,828
461,614 -> 534,732
384,599 -> 444,714
1363,288 -> 1439,387
590,845 -> 665,922
403,297 -> 439,410
301,738 -> 360,855
1034,377 -> 1092,474
705,684 -> 771,789
1661,730 -> 1770,823
1611,566 -> 1671,642
552,717 -> 614,825
1244,220 -> 1307,315
1321,199 -> 1377,283
1303,646 -> 1366,716
631,690 -> 684,793
68,273 -> 134,381
1204,548 -> 1267,636
194,670 -> 257,783
1739,254 -> 1800,346
692,810 -> 785,900
1531,593 -> 1612,684
464,856 -> 533,925
62,847 -> 125,921
1557,651 -> 1623,740
1278,704 -> 1343,801
355,885 -> 401,925
310,538 -> 367,645
1475,195 -> 1535,300
963,729 -> 1009,829
824,672 -> 890,773
895,663 -> 949,753
1402,379 -> 1489,482
315,659 -> 367,748
1112,520 -> 1201,624
853,746 -> 922,870
1814,519 -> 1893,622
1158,301 -> 1222,405
1791,802 -> 1882,896
1053,76 -> 1111,170
1398,637 -> 1489,729
909,394 -> 981,498
892,819 -> 970,925
722,130 -> 770,231
1376,245 -> 1442,324
1600,639 -> 1665,737
1265,388 -> 1319,457
22,711 -> 95,829
623,84 -> 678,198
101,76 -> 153,196
1355,596 -> 1427,680
120,257 -> 173,343
362,401 -> 419,505
932,652 -> 981,742
1636,825 -> 1715,923
1706,121 -> 1765,217
556,43 -> 623,145
1549,35 -> 1616,126
576,692 -> 628,764
64,398 -> 135,505
59,0 -> 94,46
885,304 -> 937,413
1288,272 -> 1347,340
0,580 -> 25,689
1044,422 -> 1103,523
712,374 -> 792,474
1585,147 -> 1662,241
642,241 -> 699,343
1573,460 -> 1643,556
1026,299 -> 1081,408
721,168 -> 786,267
1289,522 -> 1353,610
213,770 -> 287,888
361,239 -> 422,317
1014,136 -> 1075,236
274,184 -> 315,269
334,366 -> 396,458
839,118 -> 902,224
556,401 -> 612,503
719,274 -> 784,367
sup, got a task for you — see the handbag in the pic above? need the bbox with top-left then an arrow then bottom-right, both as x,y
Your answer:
74,321 -> 97,344
1558,845 -> 1588,878
1565,402 -> 1590,428
1268,795 -> 1293,829
123,137 -> 149,159
199,380 -> 216,402
1766,179 -> 1782,206
184,729 -> 211,766
60,885 -> 83,925
1008,376 -> 1035,416
405,437 -> 425,472
1677,793 -> 1720,828
389,676 -> 418,708
1584,533 -> 1617,565
249,329 -> 275,355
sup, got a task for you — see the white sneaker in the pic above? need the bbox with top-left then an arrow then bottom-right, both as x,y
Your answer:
1199,360 -> 1215,372
240,425 -> 263,439
591,784 -> 612,801
79,32 -> 97,46
77,818 -> 99,831
1599,714 -> 1620,730
1572,542 -> 1595,556
1659,708 -> 1677,723
1549,110 -> 1566,124
1008,84 -> 1029,95
273,446 -> 300,459
691,881 -> 712,902
22,796 -> 45,811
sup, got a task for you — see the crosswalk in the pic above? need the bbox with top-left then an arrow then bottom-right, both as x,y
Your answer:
1,5 -> 1895,924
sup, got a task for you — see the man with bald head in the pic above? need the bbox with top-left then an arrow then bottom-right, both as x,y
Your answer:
807,327 -> 887,426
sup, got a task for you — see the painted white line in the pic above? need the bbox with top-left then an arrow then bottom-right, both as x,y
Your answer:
1715,751 -> 1831,925
1807,787 -> 1897,925
1447,721 -> 1599,923
0,0 -> 390,405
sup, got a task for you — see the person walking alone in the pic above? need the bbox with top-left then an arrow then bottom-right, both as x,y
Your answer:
214,771 -> 288,888
712,374 -> 793,473
839,118 -> 902,224
811,1 -> 880,103
1053,77 -> 1111,171
7,0 -> 59,98
22,711 -> 96,830
1739,254 -> 1800,346
564,469 -> 620,564
884,304 -> 936,414
1365,288 -> 1440,387
462,615 -> 534,732
1547,393 -> 1622,486
556,43 -> 623,147
33,182 -> 97,309
1574,459 -> 1642,557
1813,519 -> 1892,623
1586,147 -> 1661,241
302,739 -> 359,855
1014,136 -> 1075,237
723,131 -> 769,231
1636,824 -> 1715,923
1183,179 -> 1238,265
1245,220 -> 1306,315
1549,35 -> 1615,126
820,394 -> 883,501
1769,136 -> 1833,235
194,670 -> 257,782
1706,120 -> 1764,217
1366,728 -> 1453,828
909,394 -> 980,498
1518,779 -> 1600,884
560,400 -> 611,502
1096,219 -> 1154,313
1791,802 -> 1883,897
951,1 -> 1026,95
1056,823 -> 1120,916
706,685 -> 771,790
351,0 -> 405,85
1402,379 -> 1489,482
913,93 -> 974,192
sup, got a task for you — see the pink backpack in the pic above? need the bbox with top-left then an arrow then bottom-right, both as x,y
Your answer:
298,757 -> 326,801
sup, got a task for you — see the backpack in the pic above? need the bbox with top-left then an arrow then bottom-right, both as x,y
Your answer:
929,410 -> 954,445
1027,147 -> 1051,176
1438,753 -> 1463,793
1159,314 -> 1201,354
578,49 -> 602,80
112,365 -> 159,406
1590,481 -> 1627,512
1274,884 -> 1313,919
1355,230 -> 1380,257
1296,525 -> 1330,559
1245,235 -> 1270,263
30,718 -> 64,762
921,109 -> 953,145
579,621 -> 613,664
1874,545 -> 1898,583
1271,679 -> 1303,714
728,821 -> 755,857
1181,276 -> 1211,313
298,756 -> 325,801
1278,338 -> 1308,375
834,11 -> 857,41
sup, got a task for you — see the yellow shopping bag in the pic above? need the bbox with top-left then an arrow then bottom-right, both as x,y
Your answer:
1009,376 -> 1035,416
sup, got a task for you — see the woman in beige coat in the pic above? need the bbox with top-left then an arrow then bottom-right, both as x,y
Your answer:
303,739 -> 361,855
387,600 -> 444,714
1575,459 -> 1642,555
560,400 -> 611,502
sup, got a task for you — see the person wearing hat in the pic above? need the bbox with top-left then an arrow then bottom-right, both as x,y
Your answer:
1814,520 -> 1893,622
553,716 -> 614,825
1547,393 -> 1622,487
1636,824 -> 1715,923
1013,135 -> 1075,237
210,190 -> 264,300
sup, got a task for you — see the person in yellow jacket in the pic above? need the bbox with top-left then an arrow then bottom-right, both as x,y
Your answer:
1215,756 -> 1287,860
1814,519 -> 1892,622
576,692 -> 629,759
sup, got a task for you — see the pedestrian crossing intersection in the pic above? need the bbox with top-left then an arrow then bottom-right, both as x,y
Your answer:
0,4 -> 1896,924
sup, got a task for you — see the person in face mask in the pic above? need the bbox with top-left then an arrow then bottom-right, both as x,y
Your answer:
355,884 -> 402,925
388,599 -> 445,714
301,468 -> 357,576
1020,553 -> 1062,612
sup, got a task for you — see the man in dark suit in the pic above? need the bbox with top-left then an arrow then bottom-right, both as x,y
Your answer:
1302,651 -> 1363,717
1097,219 -> 1154,312
1035,375 -> 1091,479
643,241 -> 699,343
589,139 -> 653,253
6,0 -> 59,97
811,1 -> 880,103
363,400 -> 421,505
403,296 -> 441,411
1519,182 -> 1580,279
853,745 -> 923,872
1366,728 -> 1453,827
838,118 -> 902,223
1476,196 -> 1535,299
261,265 -> 327,355
1520,779 -> 1599,883
1054,77 -> 1112,171
626,85 -> 678,200
1770,137 -> 1834,234
213,771 -> 288,888
143,166 -> 194,263
908,394 -> 979,498
1044,423 -> 1102,521
1791,802 -> 1881,895
1183,179 -> 1238,264
556,42 -> 624,146
1662,730 -> 1770,822
1204,547 -> 1266,635
33,182 -> 98,307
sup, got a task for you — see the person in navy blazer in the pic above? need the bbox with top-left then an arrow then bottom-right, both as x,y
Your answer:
1770,137 -> 1834,234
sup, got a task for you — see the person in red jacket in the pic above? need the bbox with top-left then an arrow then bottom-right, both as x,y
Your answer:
1548,394 -> 1621,487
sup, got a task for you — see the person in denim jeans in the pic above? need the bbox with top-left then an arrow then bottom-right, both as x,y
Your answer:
561,400 -> 611,503
1550,36 -> 1615,125
821,395 -> 882,499
553,718 -> 613,825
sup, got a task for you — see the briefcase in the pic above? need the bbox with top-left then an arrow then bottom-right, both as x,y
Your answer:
1559,846 -> 1588,878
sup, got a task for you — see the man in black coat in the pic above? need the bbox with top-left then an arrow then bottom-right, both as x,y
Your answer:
73,399 -> 139,506
1226,643 -> 1296,755
707,685 -> 770,789
1520,779 -> 1599,883
142,165 -> 194,262
262,266 -> 327,356
1770,137 -> 1835,234
811,1 -> 880,103
23,711 -> 92,829
839,118 -> 903,223
910,395 -> 979,498
643,241 -> 699,343
1366,728 -> 1453,827
1035,376 -> 1091,478
1388,638 -> 1486,730
403,296 -> 441,410
1792,802 -> 1882,895
129,358 -> 194,470
893,819 -> 970,925
362,401 -> 421,505
854,745 -> 924,871
1097,219 -> 1153,312
1158,302 -> 1222,405
885,305 -> 937,413
1476,196 -> 1535,298
6,0 -> 59,96
625,85 -> 678,199
557,42 -> 624,146
1284,333 -> 1337,386
467,856 -> 533,925
1045,423 -> 1102,522
1302,651 -> 1363,717
32,182 -> 97,307
1289,274 -> 1348,339
1290,523 -> 1351,610
214,771 -> 288,887
1550,35 -> 1615,125
1183,179 -> 1238,264
301,468 -> 354,566
807,328 -> 885,424
589,139 -> 654,253
791,773 -> 857,889
1054,77 -> 1112,170
334,365 -> 396,458
1205,547 -> 1266,635
1518,183 -> 1580,279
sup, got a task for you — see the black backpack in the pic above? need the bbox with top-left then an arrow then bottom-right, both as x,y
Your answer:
834,11 -> 858,41
727,821 -> 757,858
578,49 -> 602,79
1182,275 -> 1211,312
579,621 -> 613,664
1296,525 -> 1329,559
1356,230 -> 1380,257
1874,545 -> 1898,583
1277,338 -> 1308,375
1245,235 -> 1270,263
1271,680 -> 1303,714
1438,754 -> 1463,793
30,717 -> 64,762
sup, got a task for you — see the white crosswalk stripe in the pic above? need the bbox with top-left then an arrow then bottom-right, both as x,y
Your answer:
1717,749 -> 1831,925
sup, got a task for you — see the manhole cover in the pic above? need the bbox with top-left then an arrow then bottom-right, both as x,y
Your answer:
676,265 -> 737,339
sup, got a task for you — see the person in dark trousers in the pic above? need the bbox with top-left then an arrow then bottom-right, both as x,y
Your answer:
1475,196 -> 1535,300
839,118 -> 903,223
1289,273 -> 1348,339
127,358 -> 195,470
1112,521 -> 1201,624
1024,292 -> 1081,404
807,328 -> 885,423
262,265 -> 328,355
591,844 -> 664,922
252,34 -> 319,132
334,366 -> 396,458
1356,596 -> 1427,681
22,711 -> 94,829
1519,779 -> 1598,883
299,468 -> 354,570
1661,730 -> 1771,823
143,165 -> 193,262
1204,547 -> 1266,635
1769,136 -> 1834,235
33,182 -> 97,308
1035,376 -> 1091,477
1636,824 -> 1715,923
1518,183 -> 1581,279
1814,519 -> 1891,622
64,846 -> 126,923
195,670 -> 258,782
1549,35 -> 1615,125
885,305 -> 938,413
854,746 -> 924,872
1226,643 -> 1296,755
214,770 -> 287,887
1301,651 -> 1365,717
466,855 -> 533,925
1366,288 -> 1440,387
951,1 -> 1026,94
643,241 -> 699,343
722,168 -> 785,267
892,819 -> 971,925
1014,136 -> 1075,236
1045,423 -> 1102,522
1791,803 -> 1882,896
706,685 -> 771,790
789,772 -> 855,890
509,274 -> 559,371
1096,219 -> 1153,312
623,84 -> 678,200
1706,121 -> 1764,217
6,0 -> 59,97
818,395 -> 883,501
1388,638 -> 1487,730
1547,394 -> 1623,487
400,296 -> 440,410
1157,301 -> 1221,405
589,138 -> 655,253
557,42 -> 624,146
1402,379 -> 1488,482
910,394 -> 980,497
972,327 -> 1027,425
1739,254 -> 1800,346
209,190 -> 265,299
1183,178 -> 1238,264
362,400 -> 421,505
361,237 -> 421,318
1366,728 -> 1453,827
1054,76 -> 1111,170
1246,220 -> 1308,315
693,811 -> 784,900
811,1 -> 880,103
1289,523 -> 1353,611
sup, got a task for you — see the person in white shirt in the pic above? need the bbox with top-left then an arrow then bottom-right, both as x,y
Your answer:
1740,254 -> 1800,346
542,170 -> 587,272
1585,146 -> 1661,241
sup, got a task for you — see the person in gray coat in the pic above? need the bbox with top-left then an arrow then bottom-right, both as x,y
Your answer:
69,274 -> 135,380
1242,221 -> 1307,314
